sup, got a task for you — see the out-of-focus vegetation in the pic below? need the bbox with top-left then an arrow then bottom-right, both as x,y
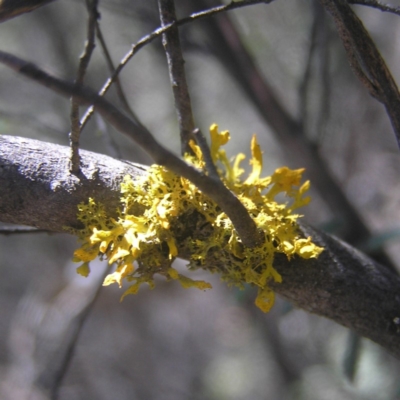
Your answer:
1,1 -> 400,399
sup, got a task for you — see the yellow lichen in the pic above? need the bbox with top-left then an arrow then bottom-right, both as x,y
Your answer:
72,123 -> 323,312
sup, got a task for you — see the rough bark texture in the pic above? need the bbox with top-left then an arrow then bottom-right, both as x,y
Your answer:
0,135 -> 146,231
272,224 -> 400,359
1,135 -> 400,358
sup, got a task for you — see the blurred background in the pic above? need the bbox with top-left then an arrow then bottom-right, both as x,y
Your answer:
1,0 -> 400,399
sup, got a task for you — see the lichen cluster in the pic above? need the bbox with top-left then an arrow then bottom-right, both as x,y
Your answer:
72,124 -> 323,312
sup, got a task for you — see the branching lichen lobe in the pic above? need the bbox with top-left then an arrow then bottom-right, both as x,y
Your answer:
72,124 -> 323,312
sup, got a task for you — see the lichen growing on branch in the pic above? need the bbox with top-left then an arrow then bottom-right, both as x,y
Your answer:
72,124 -> 323,312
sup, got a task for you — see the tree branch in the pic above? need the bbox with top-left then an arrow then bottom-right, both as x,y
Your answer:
271,223 -> 400,359
1,135 -> 400,358
0,135 -> 147,231
349,0 -> 400,17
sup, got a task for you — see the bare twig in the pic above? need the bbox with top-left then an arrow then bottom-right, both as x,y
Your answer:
320,0 -> 400,148
158,0 -> 195,155
349,0 -> 400,16
0,0 -> 56,22
0,52 -> 262,248
69,0 -> 99,174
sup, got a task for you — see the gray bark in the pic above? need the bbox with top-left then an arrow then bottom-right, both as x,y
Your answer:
1,135 -> 400,358
0,135 -> 146,231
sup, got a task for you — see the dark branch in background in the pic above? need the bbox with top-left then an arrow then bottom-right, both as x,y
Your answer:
320,0 -> 400,148
350,0 -> 400,16
95,15 -> 141,123
298,3 -> 320,130
158,0 -> 196,155
0,0 -> 56,22
69,0 -> 99,174
299,1 -> 331,143
315,9 -> 332,145
1,136 -> 400,358
0,51 -> 262,247
298,2 -> 332,143
44,270 -> 107,400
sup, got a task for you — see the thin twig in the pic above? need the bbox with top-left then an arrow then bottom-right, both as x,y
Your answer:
69,0 -> 99,174
0,51 -> 262,248
48,269 -> 108,399
79,0 -> 272,131
349,0 -> 400,16
158,0 -> 195,155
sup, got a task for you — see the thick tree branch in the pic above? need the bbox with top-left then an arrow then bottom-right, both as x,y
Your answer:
271,223 -> 400,359
0,135 -> 147,231
1,135 -> 400,358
